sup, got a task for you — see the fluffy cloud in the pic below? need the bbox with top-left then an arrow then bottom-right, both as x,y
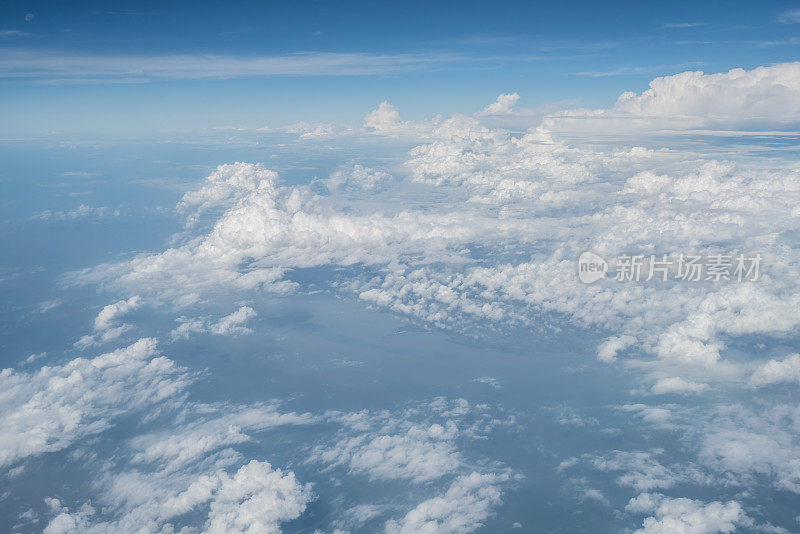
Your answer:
385,472 -> 509,534
310,399 -> 515,532
310,423 -> 462,483
312,398 -> 510,484
171,305 -> 258,340
650,377 -> 709,395
55,66 -> 800,531
614,63 -> 800,122
542,62 -> 800,134
76,105 -> 800,396
478,93 -> 520,116
364,101 -> 403,131
129,403 -> 318,472
93,295 -> 141,331
44,460 -> 313,534
38,396 -> 320,532
204,460 -> 313,534
75,295 -> 141,348
588,450 -> 709,492
597,335 -> 637,363
626,493 -> 750,534
323,164 -> 394,193
750,354 -> 800,387
0,338 -> 190,468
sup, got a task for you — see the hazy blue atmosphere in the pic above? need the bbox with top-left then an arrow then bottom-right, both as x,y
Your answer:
2,2 -> 800,533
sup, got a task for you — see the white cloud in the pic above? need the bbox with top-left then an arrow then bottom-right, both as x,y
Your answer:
750,354 -> 800,387
76,114 -> 800,396
591,450 -> 709,492
210,306 -> 257,335
204,460 -> 313,534
74,296 -> 141,348
93,296 -> 141,331
310,423 -> 462,483
324,164 -> 394,192
597,335 -> 637,363
54,66 -> 800,530
615,63 -> 800,120
170,306 -> 257,340
473,376 -> 501,389
650,377 -> 709,395
778,9 -> 800,24
478,93 -> 519,115
38,397 -> 319,532
311,400 -> 484,483
286,121 -> 353,139
32,205 -> 120,222
543,62 -> 800,134
385,472 -> 509,534
0,338 -> 190,468
311,399 -> 514,532
44,460 -> 313,534
0,50 -> 465,84
626,493 -> 750,534
364,101 -> 403,131
129,403 -> 318,473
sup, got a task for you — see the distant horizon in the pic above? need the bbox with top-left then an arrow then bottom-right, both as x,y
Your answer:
2,0 -> 800,137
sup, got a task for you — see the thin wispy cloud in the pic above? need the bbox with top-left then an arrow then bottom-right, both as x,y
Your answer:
0,49 -> 476,83
662,22 -> 708,28
573,61 -> 704,77
778,8 -> 800,24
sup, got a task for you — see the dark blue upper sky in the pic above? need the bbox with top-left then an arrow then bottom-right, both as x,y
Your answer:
1,0 -> 799,136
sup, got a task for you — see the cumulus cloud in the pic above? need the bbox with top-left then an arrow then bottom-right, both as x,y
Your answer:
542,62 -> 800,133
650,376 -> 709,395
749,354 -> 800,387
204,460 -> 313,534
385,472 -> 509,534
129,403 -> 318,473
55,65 -> 800,531
323,164 -> 394,193
75,296 -> 141,348
597,335 -> 637,363
37,394 -> 320,532
473,376 -> 501,389
93,296 -> 141,331
364,101 -> 403,131
478,92 -> 519,115
615,63 -> 800,120
590,450 -> 709,492
0,338 -> 190,468
626,493 -> 750,534
44,460 -> 313,534
74,107 -> 800,397
310,398 -> 515,532
312,398 -> 509,483
310,422 -> 462,483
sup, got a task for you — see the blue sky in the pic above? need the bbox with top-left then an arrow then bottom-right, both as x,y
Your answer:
2,0 -> 800,136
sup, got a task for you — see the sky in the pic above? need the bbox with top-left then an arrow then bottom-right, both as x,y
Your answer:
2,0 -> 800,136
2,2 -> 800,534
